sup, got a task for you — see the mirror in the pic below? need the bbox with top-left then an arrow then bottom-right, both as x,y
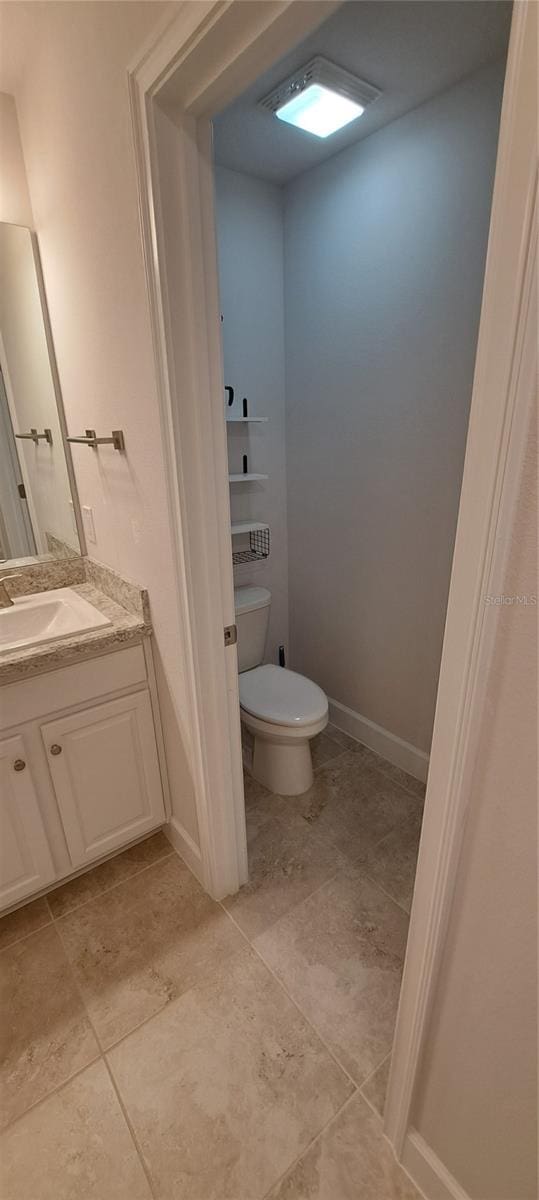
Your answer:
0,222 -> 84,566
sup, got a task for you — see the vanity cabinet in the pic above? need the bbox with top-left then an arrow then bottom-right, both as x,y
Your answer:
42,692 -> 163,868
0,733 -> 56,908
0,644 -> 167,912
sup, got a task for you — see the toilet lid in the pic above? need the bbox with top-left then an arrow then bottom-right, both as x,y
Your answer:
239,664 -> 328,728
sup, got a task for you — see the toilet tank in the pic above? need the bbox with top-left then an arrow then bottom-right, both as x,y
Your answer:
234,587 -> 271,673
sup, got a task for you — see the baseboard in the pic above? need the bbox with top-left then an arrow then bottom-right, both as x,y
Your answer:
401,1129 -> 470,1200
328,698 -> 429,783
165,817 -> 204,885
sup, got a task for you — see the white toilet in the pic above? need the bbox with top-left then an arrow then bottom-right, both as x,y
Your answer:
235,586 -> 328,796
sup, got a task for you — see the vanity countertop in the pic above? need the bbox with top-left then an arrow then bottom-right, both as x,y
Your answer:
0,568 -> 151,685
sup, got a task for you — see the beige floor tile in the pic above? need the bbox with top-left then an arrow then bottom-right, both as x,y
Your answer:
268,1093 -> 421,1199
223,804 -> 345,939
376,760 -> 426,801
324,725 -> 364,753
0,896 -> 51,952
47,831 -> 173,918
360,1055 -> 391,1118
108,947 -> 352,1200
364,811 -> 423,912
56,853 -> 243,1048
311,730 -> 347,772
0,925 -> 99,1129
296,753 -> 422,866
243,772 -> 293,830
254,868 -> 409,1084
326,729 -> 426,800
0,1060 -> 151,1199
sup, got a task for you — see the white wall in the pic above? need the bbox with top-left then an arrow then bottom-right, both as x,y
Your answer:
0,91 -> 32,227
1,1 -> 200,850
215,166 -> 288,663
284,60 -> 505,754
413,406 -> 537,1200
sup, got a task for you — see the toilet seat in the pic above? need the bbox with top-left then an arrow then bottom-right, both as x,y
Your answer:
239,664 -> 328,728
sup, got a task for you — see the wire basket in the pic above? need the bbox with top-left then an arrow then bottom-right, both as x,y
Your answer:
232,526 -> 270,565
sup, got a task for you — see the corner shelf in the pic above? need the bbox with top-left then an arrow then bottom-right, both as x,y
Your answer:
229,473 -> 268,483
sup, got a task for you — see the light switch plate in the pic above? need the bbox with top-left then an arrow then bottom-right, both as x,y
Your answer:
82,505 -> 96,544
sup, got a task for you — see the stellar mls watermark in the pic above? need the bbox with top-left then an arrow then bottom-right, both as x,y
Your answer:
485,594 -> 537,606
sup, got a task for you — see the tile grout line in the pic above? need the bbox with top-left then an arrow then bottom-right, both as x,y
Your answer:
361,869 -> 412,918
52,910 -> 158,1199
312,746 -> 350,773
359,1085 -> 387,1123
223,863 -> 343,943
1,921 -> 100,1135
0,1057 -> 103,1137
325,730 -> 427,797
0,915 -> 53,956
47,848 -> 175,922
89,988 -> 190,1059
2,758 -> 416,1177
358,1049 -> 392,1096
0,847 -> 175,955
101,1057 -> 159,1200
261,1088 -> 360,1200
82,856 -> 346,1067
220,902 -> 361,1095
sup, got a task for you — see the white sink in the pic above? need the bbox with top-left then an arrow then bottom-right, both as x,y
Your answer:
0,587 -> 112,655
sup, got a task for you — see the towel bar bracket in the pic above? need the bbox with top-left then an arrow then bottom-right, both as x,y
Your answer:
66,429 -> 125,451
15,428 -> 53,446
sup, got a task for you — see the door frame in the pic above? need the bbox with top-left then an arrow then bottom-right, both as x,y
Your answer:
127,0 -> 537,1167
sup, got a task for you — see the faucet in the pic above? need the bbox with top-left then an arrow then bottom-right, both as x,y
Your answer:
0,575 -> 23,608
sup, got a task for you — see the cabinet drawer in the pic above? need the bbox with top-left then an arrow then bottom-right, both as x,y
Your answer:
1,645 -> 147,731
41,691 -> 165,868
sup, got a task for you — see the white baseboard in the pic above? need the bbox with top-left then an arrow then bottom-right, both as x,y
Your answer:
165,817 -> 204,885
401,1130 -> 470,1200
328,698 -> 429,784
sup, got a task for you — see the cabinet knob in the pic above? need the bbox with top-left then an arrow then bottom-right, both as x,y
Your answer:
13,759 -> 26,772
50,744 -> 62,756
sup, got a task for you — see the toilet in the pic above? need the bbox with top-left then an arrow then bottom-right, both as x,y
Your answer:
235,586 -> 328,795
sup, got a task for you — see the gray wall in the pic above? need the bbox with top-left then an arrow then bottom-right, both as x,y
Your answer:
284,60 -> 505,752
215,166 -> 289,663
413,408 -> 537,1199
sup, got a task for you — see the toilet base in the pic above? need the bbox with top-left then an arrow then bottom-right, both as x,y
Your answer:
252,734 -> 313,796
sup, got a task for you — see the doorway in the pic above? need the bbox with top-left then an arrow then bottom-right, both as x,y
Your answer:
129,0 -> 535,1176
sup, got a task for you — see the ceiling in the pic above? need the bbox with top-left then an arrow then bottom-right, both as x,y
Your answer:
213,0 -> 512,185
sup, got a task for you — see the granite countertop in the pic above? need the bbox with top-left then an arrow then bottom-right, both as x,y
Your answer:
0,578 -> 151,686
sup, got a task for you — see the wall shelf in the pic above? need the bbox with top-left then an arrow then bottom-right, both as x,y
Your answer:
229,473 -> 268,483
231,522 -> 269,536
226,417 -> 268,424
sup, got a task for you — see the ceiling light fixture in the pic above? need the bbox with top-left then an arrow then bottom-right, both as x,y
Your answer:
259,56 -> 381,139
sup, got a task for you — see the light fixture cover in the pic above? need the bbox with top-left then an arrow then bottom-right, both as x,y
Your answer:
276,85 -> 364,138
259,56 -> 381,139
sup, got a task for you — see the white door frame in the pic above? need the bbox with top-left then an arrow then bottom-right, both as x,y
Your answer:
128,0 -> 537,1167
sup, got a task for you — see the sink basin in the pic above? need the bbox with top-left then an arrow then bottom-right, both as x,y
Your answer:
0,588 -> 112,655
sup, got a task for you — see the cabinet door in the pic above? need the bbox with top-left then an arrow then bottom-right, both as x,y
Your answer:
0,735 -> 56,908
41,691 -> 165,868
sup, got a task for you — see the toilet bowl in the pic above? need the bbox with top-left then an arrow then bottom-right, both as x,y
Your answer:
235,587 -> 328,796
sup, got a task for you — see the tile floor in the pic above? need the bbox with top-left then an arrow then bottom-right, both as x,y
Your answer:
0,726 -> 425,1199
